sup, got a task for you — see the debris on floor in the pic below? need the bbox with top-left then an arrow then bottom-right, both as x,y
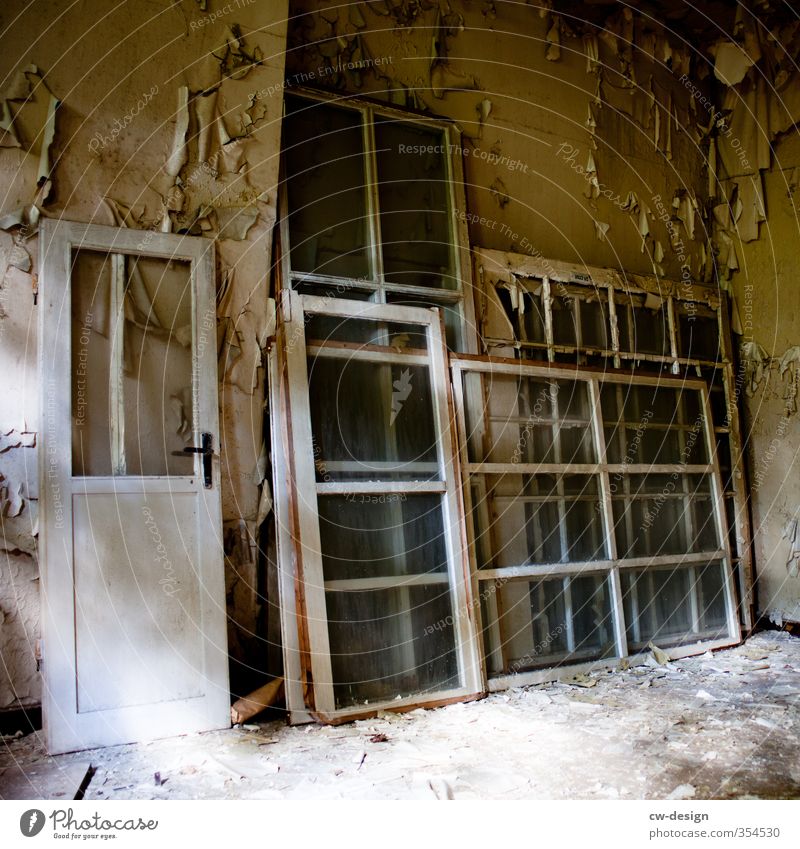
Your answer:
2,632 -> 798,800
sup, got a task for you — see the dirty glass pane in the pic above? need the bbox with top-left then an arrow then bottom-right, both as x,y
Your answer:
326,585 -> 459,709
580,295 -> 610,350
485,573 -> 616,675
521,289 -> 547,344
385,292 -> 463,352
678,303 -> 720,362
305,314 -> 428,349
471,474 -> 606,568
374,118 -> 455,289
284,96 -> 369,279
612,474 -> 719,558
602,383 -> 709,465
618,295 -> 670,357
461,373 -> 596,465
294,281 -> 375,300
622,562 -> 729,650
308,356 -> 438,480
318,494 -> 447,582
71,250 -> 194,477
551,295 -> 578,347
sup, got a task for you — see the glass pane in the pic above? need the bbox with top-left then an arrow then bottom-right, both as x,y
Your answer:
580,295 -> 610,349
308,356 -> 438,480
462,373 -> 596,465
374,118 -> 455,288
622,562 -> 729,650
305,314 -> 428,348
385,292 -> 463,352
521,290 -> 546,344
551,295 -> 577,347
72,249 -> 113,476
471,474 -> 606,567
284,96 -> 369,279
327,585 -> 459,709
602,384 -> 709,465
678,304 -> 720,361
318,494 -> 447,582
294,281 -> 374,300
485,573 -> 615,675
618,295 -> 670,357
71,250 -> 194,477
123,256 -> 194,476
611,474 -> 719,557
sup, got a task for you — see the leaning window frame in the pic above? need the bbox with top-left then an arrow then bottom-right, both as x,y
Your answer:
474,247 -> 755,632
451,354 -> 742,692
278,86 -> 479,354
271,290 -> 482,724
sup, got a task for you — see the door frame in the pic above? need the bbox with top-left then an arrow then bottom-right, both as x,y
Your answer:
38,219 -> 229,753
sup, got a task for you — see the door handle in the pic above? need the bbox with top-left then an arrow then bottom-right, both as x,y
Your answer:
179,432 -> 214,489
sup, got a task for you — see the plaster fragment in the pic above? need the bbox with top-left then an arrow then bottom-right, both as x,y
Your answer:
583,34 -> 599,74
216,205 -> 259,241
778,345 -> 800,414
0,430 -> 35,452
713,42 -> 755,87
165,86 -> 190,178
740,340 -> 769,395
7,244 -> 30,273
545,18 -> 561,62
783,518 -> 800,578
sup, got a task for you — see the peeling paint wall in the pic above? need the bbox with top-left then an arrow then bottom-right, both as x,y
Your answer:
726,132 -> 800,625
704,7 -> 800,626
0,0 -> 289,706
287,0 -> 711,280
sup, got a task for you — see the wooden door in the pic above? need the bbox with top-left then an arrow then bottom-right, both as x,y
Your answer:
38,220 -> 230,754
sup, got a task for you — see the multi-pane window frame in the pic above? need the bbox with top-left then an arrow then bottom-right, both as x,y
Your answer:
451,355 -> 742,691
278,87 -> 478,354
271,290 -> 482,723
474,247 -> 754,632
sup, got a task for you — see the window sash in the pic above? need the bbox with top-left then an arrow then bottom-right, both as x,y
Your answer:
274,292 -> 482,721
451,355 -> 741,686
279,88 -> 477,353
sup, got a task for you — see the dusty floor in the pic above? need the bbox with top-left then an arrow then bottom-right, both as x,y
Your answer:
2,631 -> 799,800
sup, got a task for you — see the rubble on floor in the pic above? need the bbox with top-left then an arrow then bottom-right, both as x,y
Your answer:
2,631 -> 798,800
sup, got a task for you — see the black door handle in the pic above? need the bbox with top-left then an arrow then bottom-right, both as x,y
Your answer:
179,432 -> 214,488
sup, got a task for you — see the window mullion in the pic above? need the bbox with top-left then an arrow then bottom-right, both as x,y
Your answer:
588,378 -> 628,659
362,106 -> 385,301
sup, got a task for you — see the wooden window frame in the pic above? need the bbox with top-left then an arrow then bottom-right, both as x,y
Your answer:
279,87 -> 478,354
451,354 -> 742,692
271,290 -> 481,723
474,247 -> 754,631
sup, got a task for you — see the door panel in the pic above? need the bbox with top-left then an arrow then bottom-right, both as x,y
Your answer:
39,220 -> 229,754
73,492 -> 203,713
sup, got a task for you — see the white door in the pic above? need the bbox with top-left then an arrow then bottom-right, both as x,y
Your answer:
38,220 -> 230,754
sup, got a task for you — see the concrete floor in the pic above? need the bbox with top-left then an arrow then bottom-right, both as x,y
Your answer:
2,630 -> 799,800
